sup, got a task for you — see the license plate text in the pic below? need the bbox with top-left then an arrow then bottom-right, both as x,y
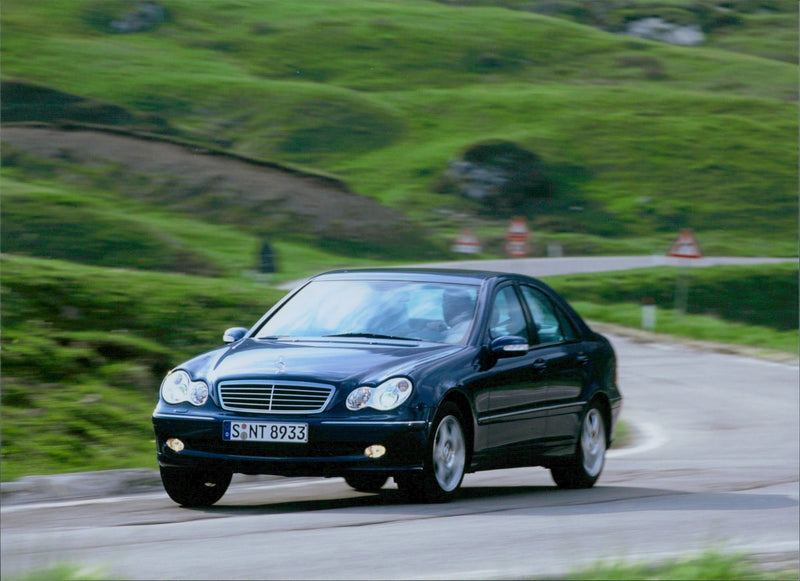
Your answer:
223,421 -> 308,443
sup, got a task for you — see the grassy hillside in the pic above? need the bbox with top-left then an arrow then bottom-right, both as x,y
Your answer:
1,254 -> 283,480
0,170 -> 393,282
436,0 -> 799,64
2,0 -> 797,256
2,176 -> 225,276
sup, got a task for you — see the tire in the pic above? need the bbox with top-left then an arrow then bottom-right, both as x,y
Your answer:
344,473 -> 389,493
550,403 -> 607,489
396,402 -> 467,503
159,466 -> 232,507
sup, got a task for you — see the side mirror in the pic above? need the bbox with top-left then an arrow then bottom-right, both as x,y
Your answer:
223,327 -> 248,344
490,335 -> 529,358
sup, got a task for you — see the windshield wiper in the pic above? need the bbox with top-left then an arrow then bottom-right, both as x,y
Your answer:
326,332 -> 420,341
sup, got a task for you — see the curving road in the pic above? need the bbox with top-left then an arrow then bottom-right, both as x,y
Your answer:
2,333 -> 797,579
280,255 -> 798,290
419,255 -> 797,277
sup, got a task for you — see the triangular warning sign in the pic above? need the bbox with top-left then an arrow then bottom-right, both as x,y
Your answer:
667,229 -> 703,259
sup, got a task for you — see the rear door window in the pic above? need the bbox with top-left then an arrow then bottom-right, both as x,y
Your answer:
519,286 -> 577,344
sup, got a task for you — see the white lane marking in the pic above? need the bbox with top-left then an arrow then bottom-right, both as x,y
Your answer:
608,421 -> 668,458
1,492 -> 166,513
744,357 -> 800,369
0,478 -> 342,514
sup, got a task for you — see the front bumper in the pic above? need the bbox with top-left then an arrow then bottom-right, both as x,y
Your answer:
152,412 -> 429,477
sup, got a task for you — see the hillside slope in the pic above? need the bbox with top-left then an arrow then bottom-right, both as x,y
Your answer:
2,0 -> 797,257
2,126 -> 441,262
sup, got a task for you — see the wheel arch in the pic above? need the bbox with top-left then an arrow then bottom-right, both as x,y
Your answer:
588,391 -> 612,447
436,390 -> 475,468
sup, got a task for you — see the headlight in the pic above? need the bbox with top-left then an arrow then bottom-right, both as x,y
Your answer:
346,377 -> 413,411
160,370 -> 209,406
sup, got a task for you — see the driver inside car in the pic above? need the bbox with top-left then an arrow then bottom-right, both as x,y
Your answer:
441,289 -> 475,343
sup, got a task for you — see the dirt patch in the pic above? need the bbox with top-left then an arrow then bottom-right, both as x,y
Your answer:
2,125 -> 440,259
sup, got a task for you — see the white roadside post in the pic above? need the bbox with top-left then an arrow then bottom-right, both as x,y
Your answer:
641,296 -> 656,331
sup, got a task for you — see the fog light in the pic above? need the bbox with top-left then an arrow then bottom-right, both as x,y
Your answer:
364,444 -> 386,459
166,438 -> 185,452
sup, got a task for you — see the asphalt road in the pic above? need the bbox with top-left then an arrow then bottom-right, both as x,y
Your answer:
2,333 -> 797,580
280,255 -> 797,290
419,255 -> 797,277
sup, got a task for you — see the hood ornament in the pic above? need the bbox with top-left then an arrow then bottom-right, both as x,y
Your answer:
273,356 -> 287,374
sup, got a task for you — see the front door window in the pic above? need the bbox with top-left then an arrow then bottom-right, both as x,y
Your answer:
488,286 -> 528,340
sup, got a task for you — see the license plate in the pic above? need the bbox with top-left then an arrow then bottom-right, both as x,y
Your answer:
223,421 -> 308,443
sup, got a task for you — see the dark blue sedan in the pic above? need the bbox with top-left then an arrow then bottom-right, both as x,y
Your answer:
152,269 -> 622,505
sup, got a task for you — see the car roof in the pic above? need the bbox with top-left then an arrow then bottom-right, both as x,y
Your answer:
311,268 -> 533,285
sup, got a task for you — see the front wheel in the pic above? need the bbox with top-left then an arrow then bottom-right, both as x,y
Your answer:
396,402 -> 467,503
550,403 -> 607,489
160,466 -> 232,507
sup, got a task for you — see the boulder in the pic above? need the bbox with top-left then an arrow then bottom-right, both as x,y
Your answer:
441,141 -> 552,217
110,2 -> 165,33
624,17 -> 705,46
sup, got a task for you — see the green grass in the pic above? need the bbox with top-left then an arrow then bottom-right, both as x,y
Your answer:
612,418 -> 632,448
545,263 -> 799,331
0,248 -> 354,479
342,84 -> 797,248
544,263 -> 799,354
441,0 -> 800,64
0,171 -> 274,277
0,254 -> 284,481
6,551 -> 796,581
0,172 -> 409,282
1,176 -> 226,276
576,301 -> 799,354
5,563 -> 114,581
1,254 -> 283,355
562,549 -> 798,580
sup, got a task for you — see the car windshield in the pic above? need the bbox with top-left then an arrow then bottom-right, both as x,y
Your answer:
255,279 -> 479,344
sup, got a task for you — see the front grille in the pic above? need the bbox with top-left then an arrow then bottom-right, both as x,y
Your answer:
218,380 -> 334,414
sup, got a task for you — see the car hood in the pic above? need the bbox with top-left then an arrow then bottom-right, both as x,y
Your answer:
182,338 -> 465,387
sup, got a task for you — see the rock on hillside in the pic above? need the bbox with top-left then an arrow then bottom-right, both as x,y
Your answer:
624,18 -> 705,46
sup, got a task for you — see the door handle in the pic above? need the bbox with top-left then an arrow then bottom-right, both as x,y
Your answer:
532,358 -> 547,372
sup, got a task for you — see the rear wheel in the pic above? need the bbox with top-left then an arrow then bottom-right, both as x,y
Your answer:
159,466 -> 232,507
550,403 -> 606,489
396,402 -> 467,503
344,473 -> 388,493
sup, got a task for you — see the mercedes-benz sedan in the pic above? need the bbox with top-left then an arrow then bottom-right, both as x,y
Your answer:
152,269 -> 621,505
